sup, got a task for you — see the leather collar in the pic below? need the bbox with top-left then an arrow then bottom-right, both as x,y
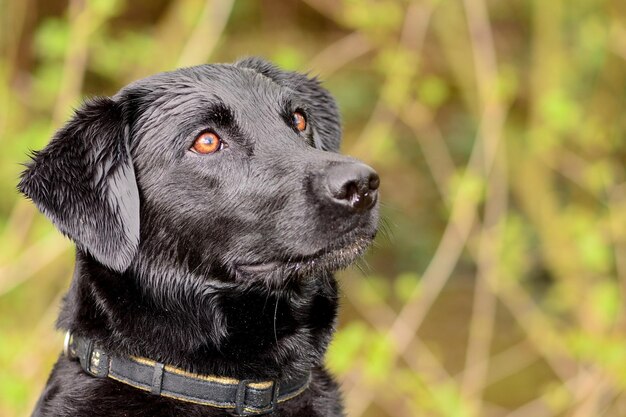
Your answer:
64,331 -> 311,415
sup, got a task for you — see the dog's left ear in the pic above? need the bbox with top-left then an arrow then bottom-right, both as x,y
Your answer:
236,57 -> 342,152
18,97 -> 140,272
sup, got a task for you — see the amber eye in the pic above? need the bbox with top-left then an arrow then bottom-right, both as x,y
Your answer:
293,111 -> 307,132
191,132 -> 221,154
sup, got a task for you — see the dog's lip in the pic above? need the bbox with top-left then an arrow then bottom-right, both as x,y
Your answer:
234,233 -> 375,275
235,261 -> 281,274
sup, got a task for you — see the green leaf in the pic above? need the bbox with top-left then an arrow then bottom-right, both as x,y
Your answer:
589,282 -> 620,328
271,47 -> 306,71
363,332 -> 394,382
327,322 -> 368,375
418,75 -> 449,109
34,19 -> 69,60
90,0 -> 125,18
576,229 -> 611,273
539,90 -> 581,133
394,272 -> 420,303
357,276 -> 390,306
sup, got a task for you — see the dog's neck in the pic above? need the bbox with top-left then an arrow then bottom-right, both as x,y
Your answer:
58,251 -> 338,380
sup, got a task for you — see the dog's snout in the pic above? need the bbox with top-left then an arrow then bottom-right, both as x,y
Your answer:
325,163 -> 379,213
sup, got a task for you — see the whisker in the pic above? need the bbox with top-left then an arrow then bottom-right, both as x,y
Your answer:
273,292 -> 280,344
377,216 -> 394,244
355,257 -> 371,276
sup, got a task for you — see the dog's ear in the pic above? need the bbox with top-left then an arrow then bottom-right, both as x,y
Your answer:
235,56 -> 342,152
18,97 -> 140,272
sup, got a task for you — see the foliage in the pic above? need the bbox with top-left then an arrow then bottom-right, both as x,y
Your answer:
2,0 -> 626,416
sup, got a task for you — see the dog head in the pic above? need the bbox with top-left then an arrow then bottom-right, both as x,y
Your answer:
19,58 -> 379,285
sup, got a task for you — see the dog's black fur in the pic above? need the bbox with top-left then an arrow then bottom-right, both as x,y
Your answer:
19,57 -> 379,417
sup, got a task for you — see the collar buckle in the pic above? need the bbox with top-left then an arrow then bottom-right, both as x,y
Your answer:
234,379 -> 279,416
269,381 -> 280,413
63,330 -> 72,357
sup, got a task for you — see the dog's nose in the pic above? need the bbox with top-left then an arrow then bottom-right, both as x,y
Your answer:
325,163 -> 379,212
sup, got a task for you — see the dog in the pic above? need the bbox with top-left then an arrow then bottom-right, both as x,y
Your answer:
19,57 -> 379,417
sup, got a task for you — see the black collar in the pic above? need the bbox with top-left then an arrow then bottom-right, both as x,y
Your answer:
64,331 -> 311,415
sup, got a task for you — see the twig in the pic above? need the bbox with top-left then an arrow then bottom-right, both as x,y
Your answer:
176,0 -> 235,68
348,3 -> 433,159
492,279 -> 576,382
1,0 -> 93,293
0,234 -> 70,296
0,200 -> 36,259
608,183 -> 626,328
52,0 -> 92,124
300,0 -> 342,22
308,31 -> 372,78
342,370 -> 411,417
398,104 -> 456,199
456,341 -> 537,388
609,23 -> 626,62
459,0 -> 507,412
342,271 -> 457,383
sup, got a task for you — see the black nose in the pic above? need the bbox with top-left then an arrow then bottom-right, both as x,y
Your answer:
325,163 -> 379,212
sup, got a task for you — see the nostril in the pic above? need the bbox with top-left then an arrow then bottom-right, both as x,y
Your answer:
333,180 -> 353,201
345,182 -> 359,204
369,173 -> 380,191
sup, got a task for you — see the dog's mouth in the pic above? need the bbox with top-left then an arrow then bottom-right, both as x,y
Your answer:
236,261 -> 282,274
235,235 -> 373,277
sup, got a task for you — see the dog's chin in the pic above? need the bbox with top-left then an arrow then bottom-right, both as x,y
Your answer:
234,235 -> 374,283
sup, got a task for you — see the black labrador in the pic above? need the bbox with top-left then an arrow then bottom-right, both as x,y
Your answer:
19,57 -> 379,417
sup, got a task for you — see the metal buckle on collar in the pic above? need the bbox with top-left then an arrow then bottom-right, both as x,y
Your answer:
269,381 -> 280,413
63,330 -> 72,357
234,380 -> 279,416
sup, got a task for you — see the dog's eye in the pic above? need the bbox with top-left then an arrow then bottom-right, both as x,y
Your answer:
292,111 -> 307,132
191,132 -> 222,154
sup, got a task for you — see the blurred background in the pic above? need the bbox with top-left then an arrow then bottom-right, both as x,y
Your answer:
1,0 -> 626,416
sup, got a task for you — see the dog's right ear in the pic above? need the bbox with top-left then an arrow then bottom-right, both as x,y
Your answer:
18,97 -> 140,272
